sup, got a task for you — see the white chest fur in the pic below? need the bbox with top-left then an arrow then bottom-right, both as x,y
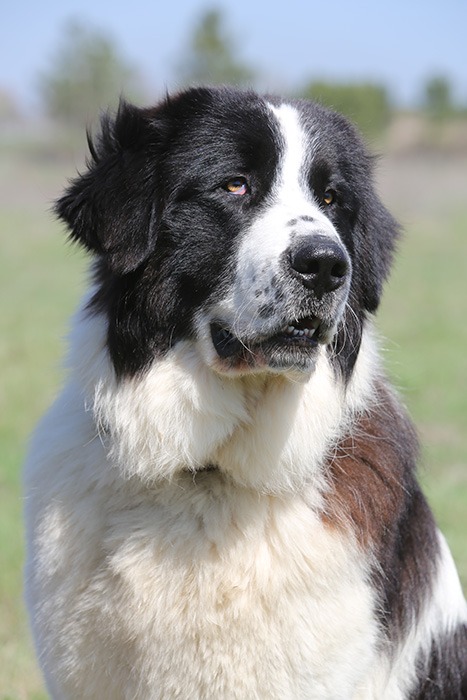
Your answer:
103,476 -> 380,699
27,438 -> 379,699
25,313 -> 383,698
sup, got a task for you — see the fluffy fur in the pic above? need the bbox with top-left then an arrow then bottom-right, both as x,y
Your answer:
24,86 -> 467,699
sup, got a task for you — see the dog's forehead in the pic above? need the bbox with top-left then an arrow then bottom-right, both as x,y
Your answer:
158,90 -> 337,184
157,93 -> 277,182
218,94 -> 318,147
162,88 -> 275,140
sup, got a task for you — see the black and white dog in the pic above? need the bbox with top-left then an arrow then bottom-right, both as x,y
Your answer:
25,87 -> 467,699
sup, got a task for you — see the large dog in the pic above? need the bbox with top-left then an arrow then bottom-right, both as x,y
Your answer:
24,87 -> 467,698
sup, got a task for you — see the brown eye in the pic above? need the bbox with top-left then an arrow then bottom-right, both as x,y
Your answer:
323,189 -> 335,206
224,177 -> 249,196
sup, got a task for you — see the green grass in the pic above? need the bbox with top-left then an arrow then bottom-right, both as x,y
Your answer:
378,208 -> 467,585
0,189 -> 86,698
1,147 -> 466,698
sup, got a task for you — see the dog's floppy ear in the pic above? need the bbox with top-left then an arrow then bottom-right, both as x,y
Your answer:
55,101 -> 159,274
357,183 -> 401,314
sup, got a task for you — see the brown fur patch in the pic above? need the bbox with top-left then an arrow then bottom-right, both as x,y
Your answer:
323,380 -> 439,634
323,381 -> 418,546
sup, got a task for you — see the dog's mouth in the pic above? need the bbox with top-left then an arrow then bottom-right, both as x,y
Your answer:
210,316 -> 326,372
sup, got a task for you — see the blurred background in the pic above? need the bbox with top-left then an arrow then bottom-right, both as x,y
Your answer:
1,1 -> 466,696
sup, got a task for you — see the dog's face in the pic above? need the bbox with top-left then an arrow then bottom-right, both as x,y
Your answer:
57,87 -> 398,380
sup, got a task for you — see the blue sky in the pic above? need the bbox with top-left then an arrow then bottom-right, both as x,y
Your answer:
2,0 -> 466,111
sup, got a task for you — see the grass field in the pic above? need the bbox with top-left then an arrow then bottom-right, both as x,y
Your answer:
1,137 -> 466,699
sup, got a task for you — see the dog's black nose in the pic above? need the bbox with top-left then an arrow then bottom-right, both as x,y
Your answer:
289,235 -> 350,295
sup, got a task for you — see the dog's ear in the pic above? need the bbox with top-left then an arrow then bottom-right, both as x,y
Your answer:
357,184 -> 401,313
55,101 -> 159,274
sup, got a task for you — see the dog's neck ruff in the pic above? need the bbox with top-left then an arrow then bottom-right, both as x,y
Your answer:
68,304 -> 380,496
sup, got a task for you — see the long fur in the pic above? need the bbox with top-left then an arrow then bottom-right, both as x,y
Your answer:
24,86 -> 467,699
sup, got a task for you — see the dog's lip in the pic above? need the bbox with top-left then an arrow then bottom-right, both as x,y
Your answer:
210,317 -> 322,359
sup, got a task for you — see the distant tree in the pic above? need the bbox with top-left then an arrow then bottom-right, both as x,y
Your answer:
0,88 -> 20,123
39,20 -> 142,128
176,9 -> 256,87
300,81 -> 391,139
424,76 -> 452,121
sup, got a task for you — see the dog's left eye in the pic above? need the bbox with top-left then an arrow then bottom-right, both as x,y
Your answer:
223,177 -> 249,196
323,189 -> 336,206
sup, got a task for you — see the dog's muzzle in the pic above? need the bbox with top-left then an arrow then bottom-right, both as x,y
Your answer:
206,232 -> 351,374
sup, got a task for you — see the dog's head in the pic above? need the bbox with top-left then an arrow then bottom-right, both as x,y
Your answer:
57,86 -> 399,381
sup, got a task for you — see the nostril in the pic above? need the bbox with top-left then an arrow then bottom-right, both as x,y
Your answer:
289,235 -> 350,294
298,259 -> 320,276
331,261 -> 348,280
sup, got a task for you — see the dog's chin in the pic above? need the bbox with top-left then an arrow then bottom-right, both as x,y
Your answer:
209,317 -> 332,376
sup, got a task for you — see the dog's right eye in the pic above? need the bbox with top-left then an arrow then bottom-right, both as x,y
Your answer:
323,189 -> 336,206
223,177 -> 249,196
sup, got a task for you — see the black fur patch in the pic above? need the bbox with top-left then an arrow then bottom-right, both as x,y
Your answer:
410,624 -> 467,699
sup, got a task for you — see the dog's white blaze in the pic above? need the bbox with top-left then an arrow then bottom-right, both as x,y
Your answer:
268,102 -> 321,217
211,102 -> 342,338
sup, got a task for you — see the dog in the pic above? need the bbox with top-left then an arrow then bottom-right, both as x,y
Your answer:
24,86 -> 467,699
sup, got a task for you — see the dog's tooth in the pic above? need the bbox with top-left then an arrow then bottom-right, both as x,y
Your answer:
298,330 -> 304,336
287,326 -> 295,333
293,329 -> 299,336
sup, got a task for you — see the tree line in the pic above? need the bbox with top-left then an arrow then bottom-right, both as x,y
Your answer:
37,10 -> 465,140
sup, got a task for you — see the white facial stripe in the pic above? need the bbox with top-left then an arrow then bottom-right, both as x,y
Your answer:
267,102 -> 336,235
235,103 -> 315,267
236,103 -> 334,268
269,103 -> 311,198
202,101 -> 349,344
